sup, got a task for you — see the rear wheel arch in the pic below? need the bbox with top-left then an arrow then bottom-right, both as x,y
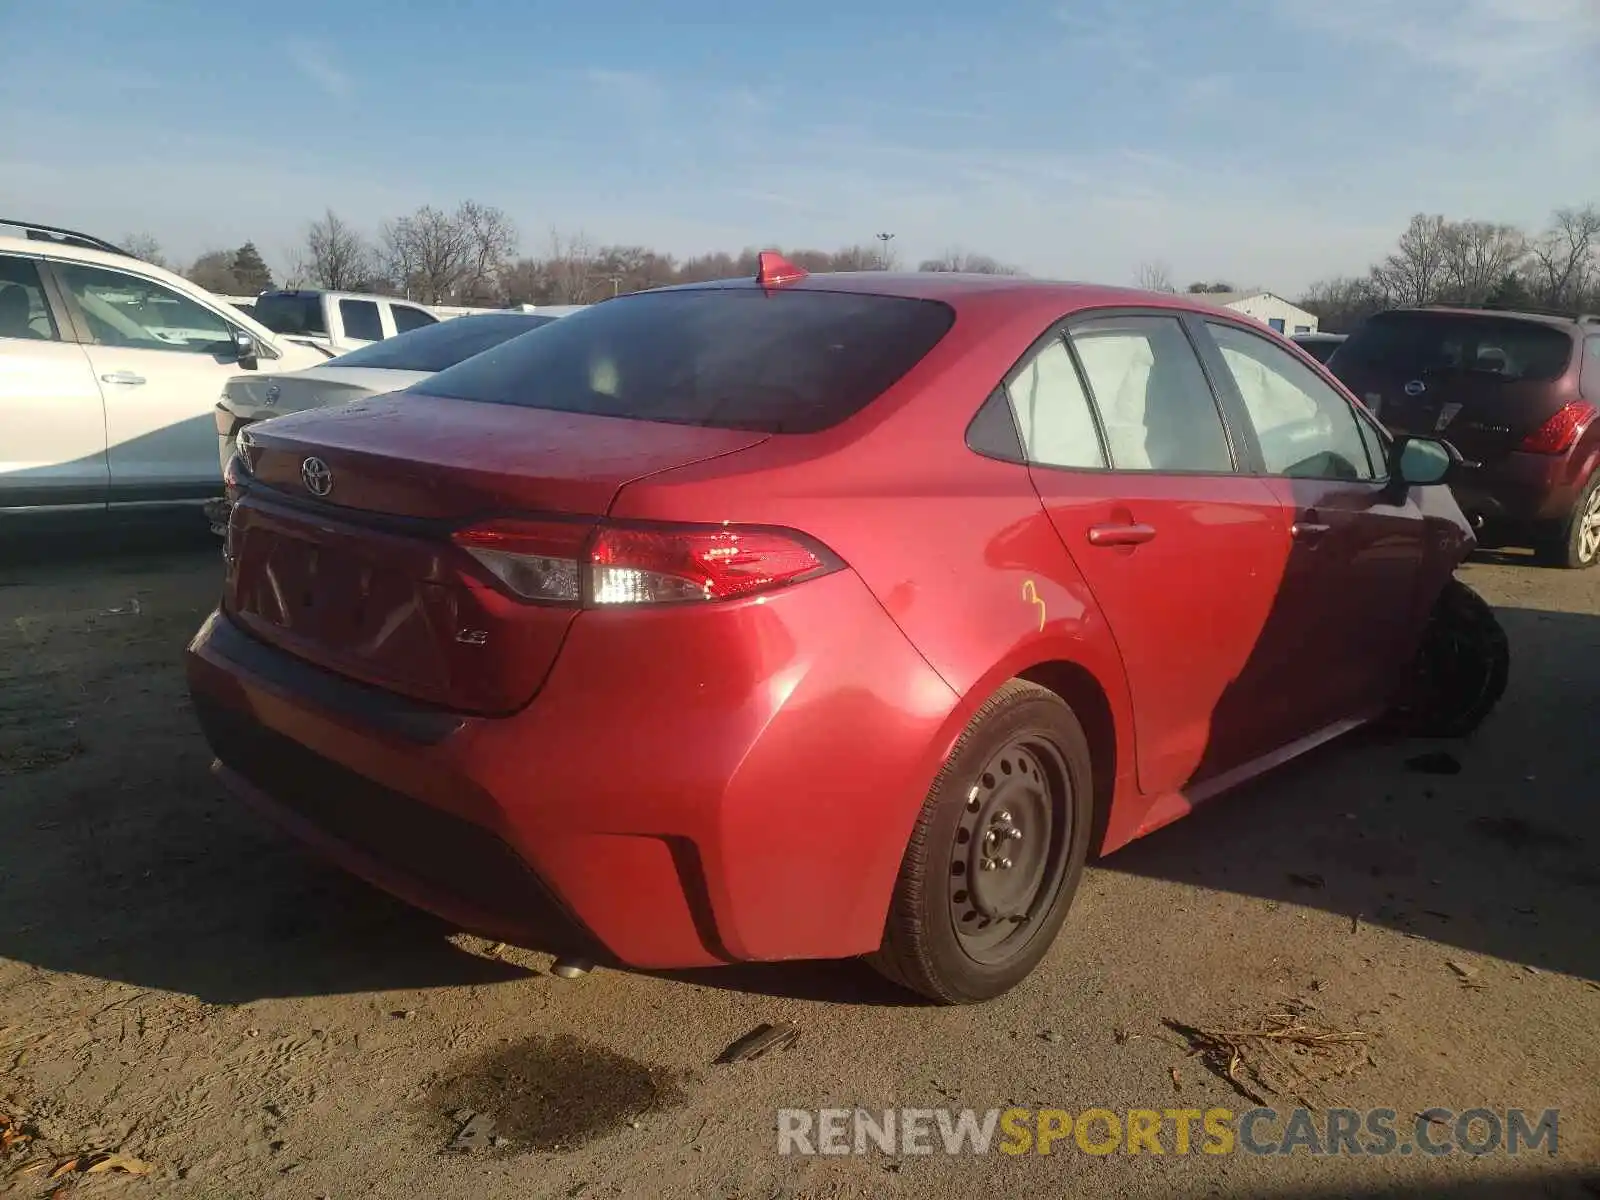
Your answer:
1016,659 -> 1117,855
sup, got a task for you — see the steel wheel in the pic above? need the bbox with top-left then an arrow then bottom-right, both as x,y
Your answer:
870,680 -> 1095,1004
947,736 -> 1072,965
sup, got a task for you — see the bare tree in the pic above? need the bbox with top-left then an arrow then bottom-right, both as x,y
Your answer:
1184,280 -> 1236,294
456,200 -> 518,303
1372,213 -> 1451,306
119,233 -> 168,269
1135,261 -> 1176,293
380,206 -> 474,303
185,250 -> 240,294
1438,220 -> 1527,305
1299,275 -> 1392,334
1525,205 -> 1600,308
918,249 -> 1021,275
542,230 -> 599,304
304,209 -> 371,291
832,244 -> 884,272
592,244 -> 677,295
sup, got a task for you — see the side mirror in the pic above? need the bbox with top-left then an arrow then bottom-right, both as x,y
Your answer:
1393,435 -> 1460,486
232,330 -> 260,370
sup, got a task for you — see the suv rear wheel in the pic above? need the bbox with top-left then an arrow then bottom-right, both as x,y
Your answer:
1539,470 -> 1600,570
869,681 -> 1094,1004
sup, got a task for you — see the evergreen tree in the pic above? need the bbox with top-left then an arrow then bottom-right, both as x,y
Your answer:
230,242 -> 274,294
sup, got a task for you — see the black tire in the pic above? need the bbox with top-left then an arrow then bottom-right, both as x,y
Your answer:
868,680 -> 1094,1004
1387,577 -> 1510,738
1535,470 -> 1600,570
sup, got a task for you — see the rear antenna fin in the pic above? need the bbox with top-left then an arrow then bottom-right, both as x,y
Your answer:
756,250 -> 807,288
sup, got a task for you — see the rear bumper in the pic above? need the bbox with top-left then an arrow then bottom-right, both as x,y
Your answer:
184,570 -> 958,969
1450,451 -> 1586,528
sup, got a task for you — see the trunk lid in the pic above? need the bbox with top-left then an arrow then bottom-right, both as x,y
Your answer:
225,391 -> 768,712
1329,311 -> 1577,466
224,367 -> 426,422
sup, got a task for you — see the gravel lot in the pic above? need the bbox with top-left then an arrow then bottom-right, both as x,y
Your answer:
1,531 -> 1596,1199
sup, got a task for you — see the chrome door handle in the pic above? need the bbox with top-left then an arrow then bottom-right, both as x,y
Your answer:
1087,522 -> 1157,547
100,371 -> 146,386
1292,521 -> 1331,540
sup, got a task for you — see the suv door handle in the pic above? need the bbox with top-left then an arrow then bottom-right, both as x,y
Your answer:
100,371 -> 146,386
1292,519 -> 1331,541
1087,522 -> 1157,547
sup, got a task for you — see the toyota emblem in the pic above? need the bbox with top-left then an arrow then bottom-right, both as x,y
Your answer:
301,457 -> 333,497
1403,379 -> 1427,397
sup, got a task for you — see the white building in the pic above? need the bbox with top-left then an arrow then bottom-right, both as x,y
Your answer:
1195,291 -> 1319,336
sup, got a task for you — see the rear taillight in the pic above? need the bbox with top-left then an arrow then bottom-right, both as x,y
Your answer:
1519,401 -> 1597,455
450,519 -> 842,606
452,518 -> 593,604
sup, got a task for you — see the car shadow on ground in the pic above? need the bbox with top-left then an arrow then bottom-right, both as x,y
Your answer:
1095,604 -> 1599,986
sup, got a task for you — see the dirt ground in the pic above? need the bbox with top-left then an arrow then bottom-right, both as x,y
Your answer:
1,530 -> 1597,1200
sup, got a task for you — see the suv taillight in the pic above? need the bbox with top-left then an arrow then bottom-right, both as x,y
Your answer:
451,518 -> 842,606
1519,400 -> 1597,455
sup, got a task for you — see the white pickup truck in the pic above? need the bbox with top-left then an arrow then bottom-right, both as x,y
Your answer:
246,289 -> 449,356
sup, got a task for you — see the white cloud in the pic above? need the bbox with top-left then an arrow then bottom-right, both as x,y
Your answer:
285,40 -> 352,99
1280,0 -> 1600,100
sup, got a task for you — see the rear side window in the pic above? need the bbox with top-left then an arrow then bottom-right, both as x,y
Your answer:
339,299 -> 383,341
1066,315 -> 1234,472
392,305 -> 437,333
0,254 -> 60,341
414,288 -> 956,433
1332,312 -> 1573,382
1583,338 -> 1600,403
252,293 -> 326,336
1007,336 -> 1105,469
330,313 -> 553,372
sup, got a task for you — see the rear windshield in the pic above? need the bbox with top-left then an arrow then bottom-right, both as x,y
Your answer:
1330,312 -> 1573,382
329,313 -> 554,372
252,293 -> 326,336
411,287 -> 957,433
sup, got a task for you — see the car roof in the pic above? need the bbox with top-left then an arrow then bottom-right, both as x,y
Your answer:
1,231 -> 181,278
1391,305 -> 1586,331
657,270 -> 1260,327
0,232 -> 284,341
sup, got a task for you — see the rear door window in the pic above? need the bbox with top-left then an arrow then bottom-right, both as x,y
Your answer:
1332,312 -> 1573,382
339,299 -> 383,342
413,287 -> 956,433
1583,338 -> 1600,403
391,305 -> 437,333
1006,335 -> 1106,469
252,294 -> 326,336
0,254 -> 60,340
1065,314 -> 1235,472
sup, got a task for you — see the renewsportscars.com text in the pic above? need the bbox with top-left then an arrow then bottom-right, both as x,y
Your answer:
776,1107 -> 1560,1158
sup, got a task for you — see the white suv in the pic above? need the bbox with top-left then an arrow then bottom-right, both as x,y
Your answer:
0,221 -> 330,527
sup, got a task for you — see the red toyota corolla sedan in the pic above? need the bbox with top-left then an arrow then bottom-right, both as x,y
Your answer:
186,257 -> 1509,1004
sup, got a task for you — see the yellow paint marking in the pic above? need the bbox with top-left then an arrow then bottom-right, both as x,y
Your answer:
1021,579 -> 1046,631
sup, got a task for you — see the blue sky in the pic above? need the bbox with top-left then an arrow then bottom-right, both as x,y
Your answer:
2,0 -> 1597,293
